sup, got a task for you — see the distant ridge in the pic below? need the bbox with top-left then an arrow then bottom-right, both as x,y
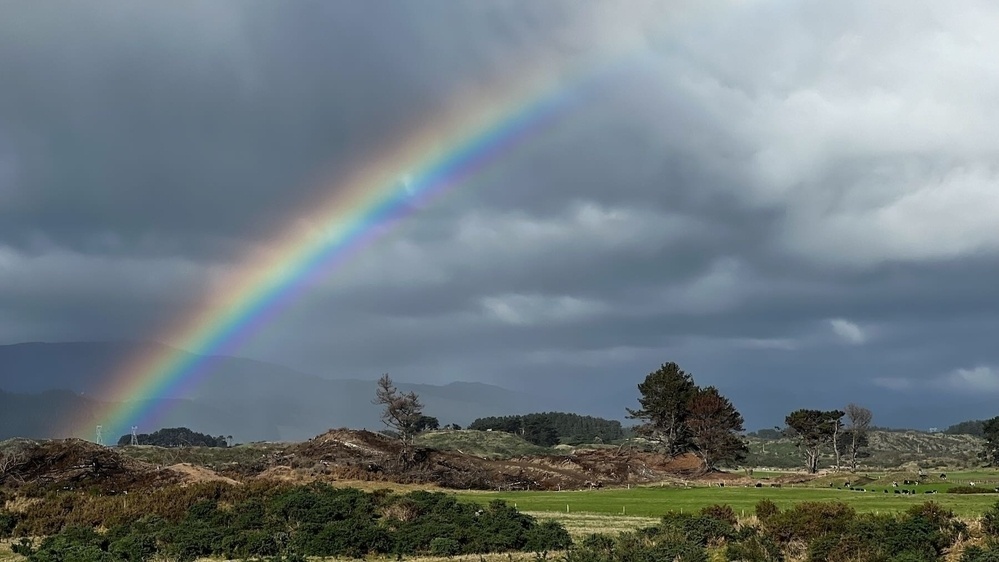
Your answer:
0,341 -> 554,442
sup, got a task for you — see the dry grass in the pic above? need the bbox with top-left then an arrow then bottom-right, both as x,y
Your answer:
0,539 -> 22,561
523,511 -> 658,540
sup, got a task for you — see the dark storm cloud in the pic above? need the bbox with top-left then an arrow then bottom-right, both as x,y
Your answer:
3,0 -> 999,429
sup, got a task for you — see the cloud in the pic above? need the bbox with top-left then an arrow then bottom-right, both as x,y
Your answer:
4,1 -> 999,430
730,338 -> 798,351
871,365 -> 999,395
937,366 -> 999,393
872,377 -> 912,391
480,294 -> 607,326
829,318 -> 866,345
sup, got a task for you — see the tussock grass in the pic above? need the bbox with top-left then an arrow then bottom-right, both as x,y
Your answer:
523,511 -> 658,540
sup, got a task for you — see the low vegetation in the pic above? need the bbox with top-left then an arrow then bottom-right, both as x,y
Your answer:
1,482 -> 571,561
563,500 -> 999,562
415,429 -> 551,459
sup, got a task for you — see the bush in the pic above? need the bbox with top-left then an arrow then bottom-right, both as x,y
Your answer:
762,502 -> 855,543
616,531 -> 708,562
0,510 -> 17,538
983,502 -> 999,537
947,486 -> 996,494
701,504 -> 738,526
754,499 -> 780,522
961,545 -> 999,562
725,533 -> 783,562
659,511 -> 735,546
429,537 -> 461,557
525,520 -> 573,552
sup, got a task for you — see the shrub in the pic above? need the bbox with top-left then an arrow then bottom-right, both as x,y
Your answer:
762,502 -> 855,543
961,545 -> 999,562
525,520 -> 573,552
108,532 -> 158,562
983,502 -> 999,537
429,537 -> 461,557
725,533 -> 783,562
659,511 -> 735,546
615,531 -> 708,562
0,510 -> 17,538
947,486 -> 995,494
754,499 -> 780,522
701,504 -> 738,526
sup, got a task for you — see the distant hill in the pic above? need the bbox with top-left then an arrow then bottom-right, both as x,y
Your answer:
746,430 -> 985,470
0,341 -> 554,442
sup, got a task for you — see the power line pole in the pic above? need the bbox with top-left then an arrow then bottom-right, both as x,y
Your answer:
96,425 -> 103,446
131,426 -> 139,446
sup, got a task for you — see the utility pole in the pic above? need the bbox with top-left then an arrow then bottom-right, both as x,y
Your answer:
131,426 -> 139,446
96,425 -> 103,446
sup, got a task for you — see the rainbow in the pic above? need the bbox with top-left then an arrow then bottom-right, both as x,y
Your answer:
66,64 -> 614,440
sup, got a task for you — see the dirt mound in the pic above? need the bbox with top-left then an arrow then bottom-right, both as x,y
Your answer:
2,432 -> 729,493
262,429 -> 714,491
0,439 -> 184,492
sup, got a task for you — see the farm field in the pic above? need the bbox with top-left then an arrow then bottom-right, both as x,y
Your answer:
455,472 -> 999,518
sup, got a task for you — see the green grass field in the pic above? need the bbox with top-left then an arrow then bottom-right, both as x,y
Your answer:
456,482 -> 999,518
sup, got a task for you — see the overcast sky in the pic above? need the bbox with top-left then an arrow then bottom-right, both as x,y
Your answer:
3,1 -> 999,429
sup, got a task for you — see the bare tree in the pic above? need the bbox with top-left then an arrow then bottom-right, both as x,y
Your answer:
372,374 -> 424,443
0,442 -> 28,483
831,415 -> 842,468
845,403 -> 873,471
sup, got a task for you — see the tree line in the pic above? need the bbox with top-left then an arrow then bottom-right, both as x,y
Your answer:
116,427 -> 229,448
469,412 -> 624,446
623,363 -> 882,473
373,364 -> 999,473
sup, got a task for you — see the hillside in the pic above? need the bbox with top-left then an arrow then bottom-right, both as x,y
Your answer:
0,429 -> 713,493
746,430 -> 985,470
414,429 -> 551,459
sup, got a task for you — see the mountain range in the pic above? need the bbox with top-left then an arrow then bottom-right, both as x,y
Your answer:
0,341 -> 560,442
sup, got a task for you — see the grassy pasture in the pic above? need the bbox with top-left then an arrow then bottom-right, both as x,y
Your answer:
456,478 -> 999,518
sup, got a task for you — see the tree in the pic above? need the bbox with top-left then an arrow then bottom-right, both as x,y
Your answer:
521,417 -> 559,447
784,409 -> 844,473
749,428 -> 781,440
981,416 -> 999,467
844,403 -> 873,471
626,362 -> 697,457
413,415 -> 439,434
686,386 -> 747,470
116,427 -> 227,448
945,419 -> 986,437
831,415 -> 842,468
0,442 -> 27,483
373,374 -> 424,443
